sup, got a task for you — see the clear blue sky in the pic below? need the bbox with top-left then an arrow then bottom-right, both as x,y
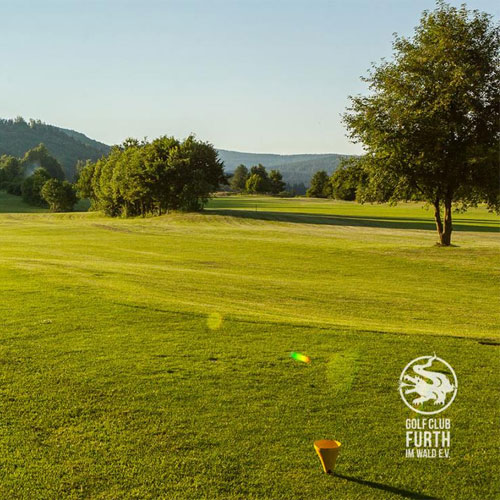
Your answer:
0,0 -> 498,154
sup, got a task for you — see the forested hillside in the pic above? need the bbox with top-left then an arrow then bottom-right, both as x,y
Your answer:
0,118 -> 110,179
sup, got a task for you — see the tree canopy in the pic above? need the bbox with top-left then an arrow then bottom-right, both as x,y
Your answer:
21,143 -> 65,180
269,170 -> 286,194
1,145 -> 70,205
231,163 -> 286,195
0,155 -> 23,194
343,1 -> 499,245
41,179 -> 78,212
76,135 -> 225,217
244,164 -> 270,194
330,159 -> 363,201
306,170 -> 331,198
244,174 -> 263,194
21,168 -> 51,206
230,165 -> 248,191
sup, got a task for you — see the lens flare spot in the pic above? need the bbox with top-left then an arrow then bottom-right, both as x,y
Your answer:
207,312 -> 223,330
290,351 -> 311,364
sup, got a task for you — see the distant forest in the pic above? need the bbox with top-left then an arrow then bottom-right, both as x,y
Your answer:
217,149 -> 350,187
0,118 -> 110,180
0,118 -> 349,187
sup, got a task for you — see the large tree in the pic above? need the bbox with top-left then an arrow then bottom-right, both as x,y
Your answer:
344,1 -> 499,245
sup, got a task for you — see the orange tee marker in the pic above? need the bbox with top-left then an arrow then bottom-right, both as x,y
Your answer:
314,439 -> 341,474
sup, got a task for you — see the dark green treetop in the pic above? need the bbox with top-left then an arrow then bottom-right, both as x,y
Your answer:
41,179 -> 78,212
306,170 -> 331,198
76,135 -> 225,217
21,143 -> 65,180
269,169 -> 286,194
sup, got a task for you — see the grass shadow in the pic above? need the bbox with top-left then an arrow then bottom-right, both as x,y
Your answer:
335,473 -> 440,499
205,209 -> 499,233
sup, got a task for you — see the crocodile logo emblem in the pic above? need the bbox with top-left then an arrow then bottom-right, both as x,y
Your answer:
399,354 -> 457,415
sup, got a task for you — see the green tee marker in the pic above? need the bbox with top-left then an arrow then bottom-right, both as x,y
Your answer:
290,351 -> 311,364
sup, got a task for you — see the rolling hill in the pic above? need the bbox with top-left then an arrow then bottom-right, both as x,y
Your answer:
0,118 -> 110,180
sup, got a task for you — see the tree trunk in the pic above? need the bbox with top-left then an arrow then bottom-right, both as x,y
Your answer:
433,199 -> 443,242
442,199 -> 452,246
433,198 -> 453,246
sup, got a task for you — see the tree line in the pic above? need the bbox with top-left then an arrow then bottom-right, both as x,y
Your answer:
0,144 -> 77,211
76,135 -> 225,216
1,135 -> 226,216
228,164 -> 306,195
229,164 -> 287,195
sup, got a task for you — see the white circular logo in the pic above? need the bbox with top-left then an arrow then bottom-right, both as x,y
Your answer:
399,354 -> 457,415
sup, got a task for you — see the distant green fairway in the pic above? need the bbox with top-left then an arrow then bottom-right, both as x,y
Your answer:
0,191 -> 498,499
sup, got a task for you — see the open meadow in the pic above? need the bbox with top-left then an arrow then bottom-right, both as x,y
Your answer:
0,192 -> 499,499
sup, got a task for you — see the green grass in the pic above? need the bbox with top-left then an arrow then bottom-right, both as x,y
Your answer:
0,192 -> 48,213
0,191 -> 498,499
0,192 -> 89,214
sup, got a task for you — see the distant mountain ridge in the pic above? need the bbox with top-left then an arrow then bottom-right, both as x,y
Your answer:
217,149 -> 350,186
0,118 -> 350,186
